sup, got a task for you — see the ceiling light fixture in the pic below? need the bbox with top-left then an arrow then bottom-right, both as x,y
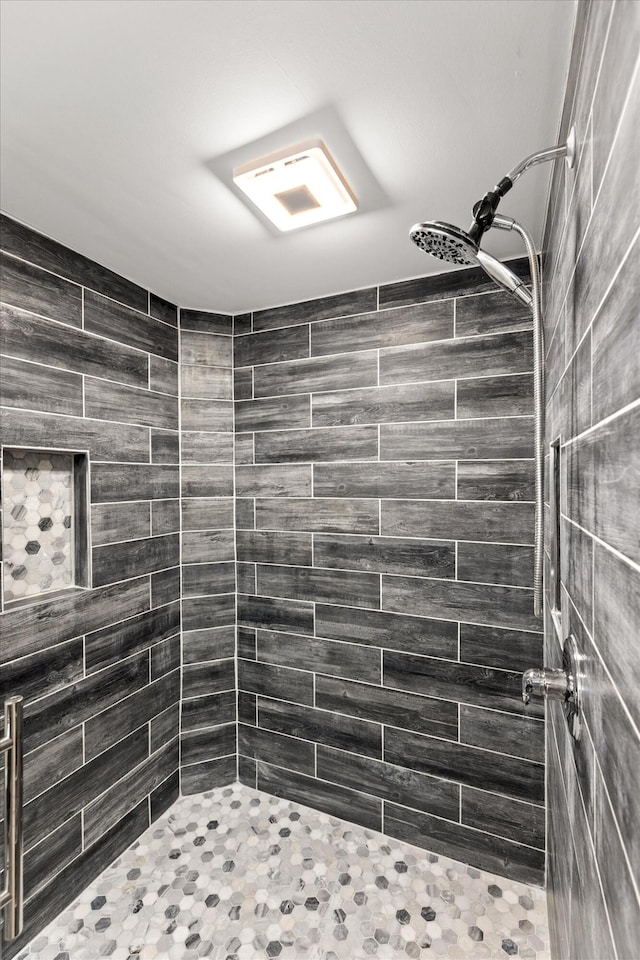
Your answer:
233,138 -> 357,232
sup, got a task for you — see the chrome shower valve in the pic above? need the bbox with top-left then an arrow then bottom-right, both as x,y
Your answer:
522,634 -> 582,740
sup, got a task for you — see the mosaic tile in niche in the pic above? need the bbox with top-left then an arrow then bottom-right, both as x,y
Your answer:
2,449 -> 74,603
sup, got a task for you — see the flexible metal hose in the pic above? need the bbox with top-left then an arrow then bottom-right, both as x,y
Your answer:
509,221 -> 545,618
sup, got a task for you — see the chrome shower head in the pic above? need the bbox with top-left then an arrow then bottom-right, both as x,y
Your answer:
409,221 -> 479,266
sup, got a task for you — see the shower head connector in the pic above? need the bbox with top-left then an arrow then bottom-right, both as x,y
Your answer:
409,221 -> 479,266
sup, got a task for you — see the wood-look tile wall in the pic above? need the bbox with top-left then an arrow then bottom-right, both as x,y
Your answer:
179,308 -> 236,793
0,215 -> 183,956
234,261 -> 546,886
542,3 -> 640,958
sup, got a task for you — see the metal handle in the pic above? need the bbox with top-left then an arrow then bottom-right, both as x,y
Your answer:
522,635 -> 582,740
0,696 -> 24,940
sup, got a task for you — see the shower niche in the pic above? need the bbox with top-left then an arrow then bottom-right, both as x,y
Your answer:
1,447 -> 90,606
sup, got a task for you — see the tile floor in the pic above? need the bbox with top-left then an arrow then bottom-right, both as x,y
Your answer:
19,783 -> 549,960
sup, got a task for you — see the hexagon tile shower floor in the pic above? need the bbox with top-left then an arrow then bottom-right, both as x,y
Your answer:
19,784 -> 550,960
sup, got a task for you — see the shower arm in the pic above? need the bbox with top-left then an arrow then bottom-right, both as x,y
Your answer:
468,130 -> 576,245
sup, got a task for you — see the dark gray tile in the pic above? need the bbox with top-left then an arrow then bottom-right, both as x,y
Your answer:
255,497 -> 379,534
151,428 -> 180,464
151,703 -> 179,755
181,363 -> 232,400
378,259 -> 529,310
234,366 -> 253,400
24,815 -> 82,901
460,622 -> 543,673
151,567 -> 180,607
84,377 -> 178,429
257,629 -> 380,684
182,561 -> 236,597
384,650 -> 543,719
23,727 -> 83,803
235,394 -> 311,433
591,232 -> 639,423
151,633 -> 180,680
256,563 -> 380,609
311,300 -> 453,356
24,727 -> 148,850
182,691 -> 236,732
149,293 -> 177,326
238,692 -> 257,726
234,312 -> 252,335
182,626 -> 235,664
238,626 -> 256,660
457,460 -> 534,501
0,638 -> 82,704
182,497 -> 234,531
316,675 -> 458,740
253,287 -> 377,331
384,801 -> 544,886
0,576 -> 150,664
0,302 -> 148,387
85,290 -> 177,361
0,214 -> 147,311
313,461 -> 456,499
383,575 -> 538,633
182,659 -> 235,699
239,659 -> 314,705
181,464 -> 233,498
461,785 -> 545,850
181,530 -> 235,564
181,431 -> 233,464
180,330 -> 233,366
380,330 -> 532,385
182,594 -> 235,632
457,373 -> 533,419
319,744 -> 460,820
181,755 -> 236,795
235,464 -> 312,498
253,350 -> 378,398
0,249 -> 83,326
91,501 -> 151,546
91,464 -> 179,503
314,533 -> 454,578
259,697 -> 382,759
460,704 -> 544,763
235,324 -> 309,366
235,434 -> 254,463
151,771 -> 179,820
151,498 -> 180,536
254,424 -> 378,463
237,562 -> 256,595
181,398 -> 233,432
384,726 -> 543,804
316,603 -> 458,659
181,724 -> 236,765
92,533 -> 179,587
382,499 -> 534,544
85,602 -> 180,673
457,541 -> 534,587
149,355 -> 179,395
238,595 -> 313,636
0,355 -> 83,416
83,739 -> 179,845
238,724 -> 314,776
236,530 -> 312,566
312,380 -> 455,427
235,498 -> 255,529
381,417 -> 533,461
455,289 -> 532,337
180,309 -> 232,335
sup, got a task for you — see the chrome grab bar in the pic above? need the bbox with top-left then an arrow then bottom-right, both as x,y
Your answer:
0,696 -> 23,940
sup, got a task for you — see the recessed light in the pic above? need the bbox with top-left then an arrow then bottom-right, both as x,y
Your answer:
233,138 -> 357,231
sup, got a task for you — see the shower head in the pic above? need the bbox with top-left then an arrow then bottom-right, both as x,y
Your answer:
409,220 -> 533,307
409,221 -> 479,266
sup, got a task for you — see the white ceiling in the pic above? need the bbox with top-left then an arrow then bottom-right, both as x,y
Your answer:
0,0 -> 576,313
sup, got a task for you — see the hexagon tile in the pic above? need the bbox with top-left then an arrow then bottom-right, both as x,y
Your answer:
18,784 -> 549,959
2,449 -> 74,603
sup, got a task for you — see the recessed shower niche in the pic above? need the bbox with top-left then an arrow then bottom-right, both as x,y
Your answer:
1,447 -> 90,606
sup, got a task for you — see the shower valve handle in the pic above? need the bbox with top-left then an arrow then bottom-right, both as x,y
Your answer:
522,667 -> 573,705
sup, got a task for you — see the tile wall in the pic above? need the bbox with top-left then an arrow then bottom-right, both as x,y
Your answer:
234,260 -> 547,886
541,1 -> 640,958
0,215 -> 183,956
179,308 -> 236,793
